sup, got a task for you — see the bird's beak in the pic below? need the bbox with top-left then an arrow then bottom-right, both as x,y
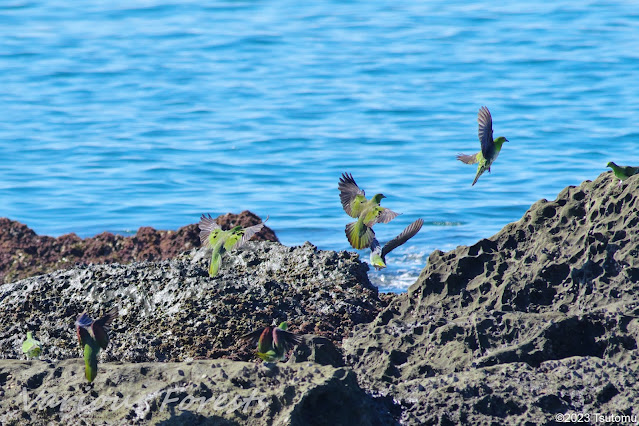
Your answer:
380,194 -> 386,199
505,138 -> 509,142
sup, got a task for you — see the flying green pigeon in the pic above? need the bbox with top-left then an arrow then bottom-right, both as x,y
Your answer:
370,219 -> 424,270
198,214 -> 267,277
338,173 -> 400,249
75,307 -> 118,383
22,331 -> 42,359
242,321 -> 303,363
456,106 -> 508,186
607,161 -> 639,186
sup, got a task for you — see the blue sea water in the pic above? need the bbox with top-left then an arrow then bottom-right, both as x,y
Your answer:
1,1 -> 638,292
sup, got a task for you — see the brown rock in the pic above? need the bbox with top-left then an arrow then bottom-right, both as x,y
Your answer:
0,211 -> 277,284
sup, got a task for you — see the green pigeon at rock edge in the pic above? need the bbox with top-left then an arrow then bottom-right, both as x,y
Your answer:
198,214 -> 267,277
75,307 -> 118,382
607,161 -> 639,186
338,173 -> 400,249
370,218 -> 424,270
456,106 -> 508,186
242,321 -> 303,363
22,331 -> 42,359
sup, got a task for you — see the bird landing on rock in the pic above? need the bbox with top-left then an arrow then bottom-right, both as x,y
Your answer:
370,219 -> 424,270
456,106 -> 508,186
338,172 -> 400,249
241,321 -> 303,363
198,213 -> 267,277
75,307 -> 118,382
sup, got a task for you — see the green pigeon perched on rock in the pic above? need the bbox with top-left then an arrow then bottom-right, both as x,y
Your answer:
370,218 -> 424,270
456,106 -> 508,186
75,307 -> 118,382
338,172 -> 400,249
242,321 -> 303,363
607,161 -> 639,186
22,331 -> 42,358
198,213 -> 267,277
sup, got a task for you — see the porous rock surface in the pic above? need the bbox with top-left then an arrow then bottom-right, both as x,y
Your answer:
0,241 -> 382,363
2,171 -> 639,425
344,171 -> 639,424
0,211 -> 278,284
0,358 -> 392,426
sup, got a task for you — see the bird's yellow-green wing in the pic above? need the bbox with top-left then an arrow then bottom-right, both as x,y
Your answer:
366,207 -> 400,227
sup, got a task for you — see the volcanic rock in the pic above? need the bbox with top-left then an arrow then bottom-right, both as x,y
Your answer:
0,358 -> 394,425
0,241 -> 382,363
344,171 -> 639,424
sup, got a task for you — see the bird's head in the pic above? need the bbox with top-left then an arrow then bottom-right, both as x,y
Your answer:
372,193 -> 386,203
606,161 -> 615,168
494,136 -> 508,146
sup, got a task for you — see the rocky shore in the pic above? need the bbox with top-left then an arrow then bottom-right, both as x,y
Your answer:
1,171 -> 639,425
0,210 -> 278,284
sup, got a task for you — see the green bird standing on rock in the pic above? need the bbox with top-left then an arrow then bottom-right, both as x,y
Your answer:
607,161 -> 639,186
456,106 -> 508,186
75,307 -> 118,383
198,214 -> 266,277
338,173 -> 400,249
370,219 -> 424,270
242,321 -> 303,363
22,331 -> 42,358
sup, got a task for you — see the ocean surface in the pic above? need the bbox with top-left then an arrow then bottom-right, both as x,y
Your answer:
1,1 -> 638,292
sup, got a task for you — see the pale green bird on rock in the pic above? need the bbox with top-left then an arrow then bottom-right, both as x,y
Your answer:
75,307 -> 118,382
22,331 -> 42,358
338,172 -> 400,249
370,219 -> 424,270
607,161 -> 639,186
242,321 -> 303,363
456,106 -> 508,186
198,214 -> 266,277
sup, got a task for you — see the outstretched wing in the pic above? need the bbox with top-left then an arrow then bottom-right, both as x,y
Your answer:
456,153 -> 479,165
240,328 -> 265,345
478,106 -> 495,160
226,218 -> 267,251
93,307 -> 118,350
272,327 -> 303,353
236,218 -> 267,249
382,218 -> 424,258
370,207 -> 400,226
199,214 -> 221,246
338,173 -> 366,218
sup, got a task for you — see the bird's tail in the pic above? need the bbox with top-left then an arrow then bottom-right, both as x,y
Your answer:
209,252 -> 222,277
472,165 -> 487,186
345,221 -> 375,249
84,348 -> 98,382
